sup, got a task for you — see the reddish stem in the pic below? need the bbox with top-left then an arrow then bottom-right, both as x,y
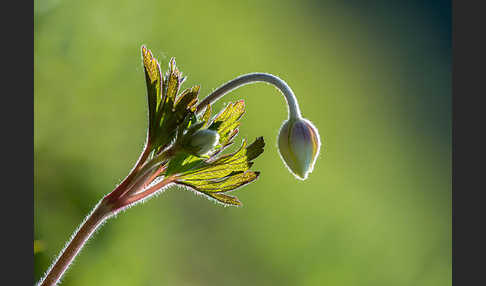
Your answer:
37,175 -> 176,286
143,165 -> 167,189
104,140 -> 152,204
115,176 -> 176,209
38,202 -> 112,286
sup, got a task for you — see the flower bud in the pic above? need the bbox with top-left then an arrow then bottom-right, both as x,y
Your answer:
278,118 -> 321,180
185,129 -> 220,156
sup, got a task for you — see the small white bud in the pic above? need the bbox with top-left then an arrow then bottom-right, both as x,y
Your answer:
278,118 -> 321,180
186,129 -> 220,156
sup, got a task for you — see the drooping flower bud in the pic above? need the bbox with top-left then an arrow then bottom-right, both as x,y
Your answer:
278,118 -> 321,180
185,129 -> 220,156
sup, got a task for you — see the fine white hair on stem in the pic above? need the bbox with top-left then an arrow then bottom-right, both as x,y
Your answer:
37,200 -> 111,286
115,184 -> 173,214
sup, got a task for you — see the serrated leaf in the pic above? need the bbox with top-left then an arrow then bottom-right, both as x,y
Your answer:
202,105 -> 212,127
141,46 -> 162,138
246,136 -> 265,160
141,53 -> 201,152
174,137 -> 265,205
208,100 -> 245,148
180,171 -> 260,192
165,58 -> 182,105
206,193 -> 241,206
157,58 -> 181,128
165,152 -> 205,176
142,47 -> 160,84
178,139 -> 251,180
174,86 -> 199,120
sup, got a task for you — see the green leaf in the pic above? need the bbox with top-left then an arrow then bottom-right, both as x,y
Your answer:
141,46 -> 162,138
164,58 -> 182,106
141,54 -> 200,153
174,86 -> 199,122
246,135 -> 266,160
165,152 -> 205,176
206,193 -> 241,206
202,105 -> 212,128
179,171 -> 260,192
174,137 -> 265,206
156,58 -> 182,134
208,100 -> 245,149
178,139 -> 251,180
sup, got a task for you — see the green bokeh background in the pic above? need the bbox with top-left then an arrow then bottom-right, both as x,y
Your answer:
34,0 -> 451,285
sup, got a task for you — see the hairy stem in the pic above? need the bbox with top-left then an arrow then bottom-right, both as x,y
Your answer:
104,139 -> 152,204
115,176 -> 175,208
118,146 -> 175,198
37,173 -> 174,286
196,73 -> 302,119
38,201 -> 112,286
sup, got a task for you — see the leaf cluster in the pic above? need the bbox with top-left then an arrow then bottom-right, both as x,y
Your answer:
141,46 -> 265,206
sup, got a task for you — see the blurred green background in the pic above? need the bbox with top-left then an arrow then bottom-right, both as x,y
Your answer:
34,0 -> 451,285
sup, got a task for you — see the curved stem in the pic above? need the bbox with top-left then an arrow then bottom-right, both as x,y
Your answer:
38,201 -> 112,286
196,73 -> 302,120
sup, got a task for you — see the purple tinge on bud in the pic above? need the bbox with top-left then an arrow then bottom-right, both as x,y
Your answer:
278,118 -> 320,180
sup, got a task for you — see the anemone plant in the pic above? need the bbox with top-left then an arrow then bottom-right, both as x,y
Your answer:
37,46 -> 321,286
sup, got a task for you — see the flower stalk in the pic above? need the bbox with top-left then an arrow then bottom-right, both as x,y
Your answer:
196,73 -> 302,119
195,72 -> 321,180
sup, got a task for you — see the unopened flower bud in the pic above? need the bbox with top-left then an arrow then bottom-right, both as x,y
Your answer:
278,118 -> 321,180
185,129 -> 220,156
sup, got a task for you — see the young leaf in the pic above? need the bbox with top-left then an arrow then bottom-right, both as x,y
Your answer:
179,170 -> 260,193
174,137 -> 265,206
142,56 -> 201,153
202,105 -> 212,128
208,100 -> 245,149
206,193 -> 241,206
165,152 -> 205,176
141,46 -> 162,138
174,86 -> 199,121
